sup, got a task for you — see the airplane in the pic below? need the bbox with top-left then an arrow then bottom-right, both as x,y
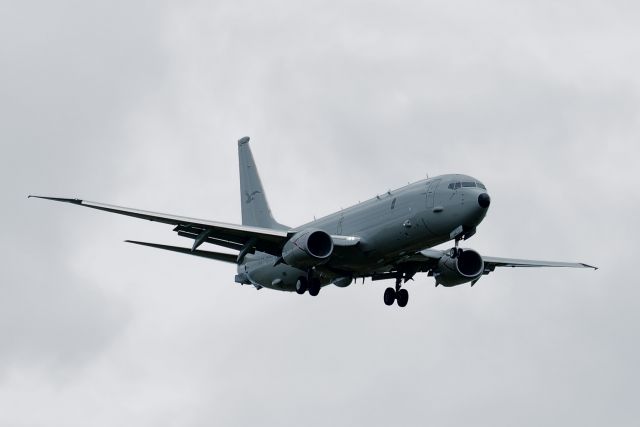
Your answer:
30,136 -> 596,307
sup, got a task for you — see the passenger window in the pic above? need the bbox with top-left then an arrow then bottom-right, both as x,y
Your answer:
390,198 -> 396,210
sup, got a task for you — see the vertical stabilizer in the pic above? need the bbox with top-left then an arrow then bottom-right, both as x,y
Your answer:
238,137 -> 287,230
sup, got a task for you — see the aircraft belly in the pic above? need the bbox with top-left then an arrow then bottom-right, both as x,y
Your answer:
326,219 -> 443,273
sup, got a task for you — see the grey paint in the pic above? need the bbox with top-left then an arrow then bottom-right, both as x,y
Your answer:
238,137 -> 288,230
31,138 -> 594,303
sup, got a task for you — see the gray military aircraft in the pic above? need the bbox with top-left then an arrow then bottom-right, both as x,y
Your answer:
30,137 -> 596,307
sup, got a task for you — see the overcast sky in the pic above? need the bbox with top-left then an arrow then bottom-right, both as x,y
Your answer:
1,1 -> 638,426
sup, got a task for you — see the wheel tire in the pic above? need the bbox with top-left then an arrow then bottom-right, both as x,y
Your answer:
383,287 -> 396,306
295,277 -> 307,295
396,289 -> 409,307
308,279 -> 321,297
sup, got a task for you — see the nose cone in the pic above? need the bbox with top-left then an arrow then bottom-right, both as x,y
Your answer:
478,193 -> 491,209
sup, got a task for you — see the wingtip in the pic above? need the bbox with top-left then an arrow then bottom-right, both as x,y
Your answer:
27,196 -> 83,204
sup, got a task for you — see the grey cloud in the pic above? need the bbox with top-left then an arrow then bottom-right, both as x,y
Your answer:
0,250 -> 131,378
0,1 -> 167,376
1,0 -> 638,426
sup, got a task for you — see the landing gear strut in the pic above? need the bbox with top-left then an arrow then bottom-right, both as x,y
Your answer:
383,276 -> 410,307
450,237 -> 463,258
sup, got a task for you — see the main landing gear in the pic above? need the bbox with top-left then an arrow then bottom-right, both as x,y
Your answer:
384,277 -> 409,307
295,276 -> 321,296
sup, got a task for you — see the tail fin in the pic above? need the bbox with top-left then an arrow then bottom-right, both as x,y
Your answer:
238,137 -> 288,230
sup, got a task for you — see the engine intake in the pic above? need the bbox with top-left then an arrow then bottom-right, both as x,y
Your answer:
282,229 -> 334,269
436,249 -> 484,287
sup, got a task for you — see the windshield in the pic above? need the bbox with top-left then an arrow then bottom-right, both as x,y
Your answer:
448,180 -> 487,190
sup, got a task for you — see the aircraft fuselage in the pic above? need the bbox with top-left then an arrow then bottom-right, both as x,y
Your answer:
239,173 -> 489,291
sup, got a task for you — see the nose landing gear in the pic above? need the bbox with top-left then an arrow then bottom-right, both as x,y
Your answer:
449,234 -> 465,258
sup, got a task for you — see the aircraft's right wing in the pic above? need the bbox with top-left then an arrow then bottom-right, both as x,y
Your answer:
29,196 -> 289,256
29,196 -> 363,262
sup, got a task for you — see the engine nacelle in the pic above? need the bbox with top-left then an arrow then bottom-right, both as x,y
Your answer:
282,229 -> 334,269
436,249 -> 484,287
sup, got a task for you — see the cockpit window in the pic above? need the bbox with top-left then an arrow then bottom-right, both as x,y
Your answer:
450,180 -> 486,190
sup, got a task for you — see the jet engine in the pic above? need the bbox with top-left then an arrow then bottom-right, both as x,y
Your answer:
282,229 -> 334,269
435,249 -> 484,287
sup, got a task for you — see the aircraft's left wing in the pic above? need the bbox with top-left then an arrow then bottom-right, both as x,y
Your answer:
29,196 -> 289,256
479,255 -> 597,270
407,248 -> 597,271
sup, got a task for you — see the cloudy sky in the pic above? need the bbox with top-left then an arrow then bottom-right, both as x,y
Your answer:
1,1 -> 638,425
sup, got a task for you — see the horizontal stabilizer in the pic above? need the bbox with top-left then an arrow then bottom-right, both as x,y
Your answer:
125,240 -> 238,264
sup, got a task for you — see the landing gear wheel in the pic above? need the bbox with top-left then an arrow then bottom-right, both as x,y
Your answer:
295,277 -> 307,295
308,279 -> 321,297
396,289 -> 409,307
384,287 -> 396,306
